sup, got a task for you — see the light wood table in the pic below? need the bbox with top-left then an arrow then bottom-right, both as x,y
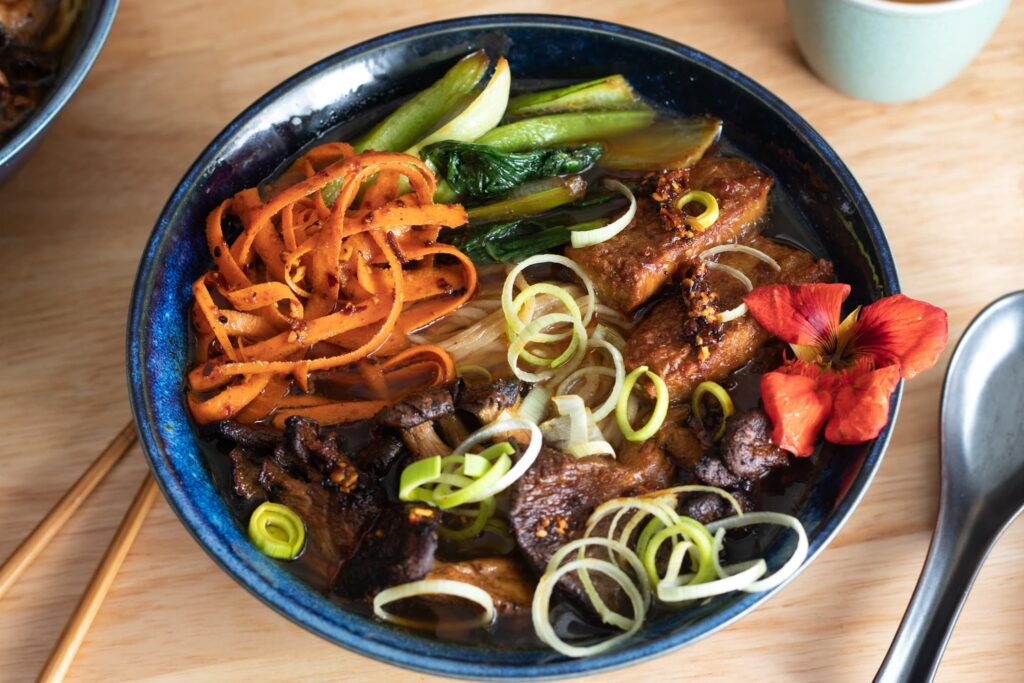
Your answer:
2,1 -> 1022,681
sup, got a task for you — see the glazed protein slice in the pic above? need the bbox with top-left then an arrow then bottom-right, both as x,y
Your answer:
566,156 -> 773,313
625,236 -> 834,402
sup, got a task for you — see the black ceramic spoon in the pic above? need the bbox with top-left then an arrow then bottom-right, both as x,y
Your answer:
876,291 -> 1024,682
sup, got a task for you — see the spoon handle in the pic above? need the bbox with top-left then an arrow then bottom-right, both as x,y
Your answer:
875,505 -> 1001,683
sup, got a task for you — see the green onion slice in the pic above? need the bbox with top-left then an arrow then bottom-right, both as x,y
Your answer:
615,365 -> 668,442
507,312 -> 588,382
248,502 -> 306,560
399,455 -> 442,502
699,244 -> 781,271
439,496 -> 497,541
690,381 -> 735,441
706,512 -> 809,592
461,452 -> 490,478
674,190 -> 719,231
374,579 -> 496,629
533,556 -> 646,658
501,254 -> 596,334
452,418 -> 542,496
434,453 -> 512,510
568,179 -> 637,248
517,386 -> 551,424
536,484 -> 809,657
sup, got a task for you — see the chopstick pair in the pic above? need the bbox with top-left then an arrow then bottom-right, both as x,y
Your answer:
0,420 -> 157,683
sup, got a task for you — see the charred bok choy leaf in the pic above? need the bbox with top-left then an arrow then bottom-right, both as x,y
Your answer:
602,117 -> 723,170
322,51 -> 492,206
476,109 -> 655,153
466,176 -> 587,224
354,50 -> 490,153
505,74 -> 649,118
422,140 -> 603,202
446,218 -> 604,264
406,58 -> 512,156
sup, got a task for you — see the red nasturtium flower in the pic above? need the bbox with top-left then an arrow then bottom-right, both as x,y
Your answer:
743,284 -> 948,456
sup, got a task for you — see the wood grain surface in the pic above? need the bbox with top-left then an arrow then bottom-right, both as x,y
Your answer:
1,1 -> 1021,681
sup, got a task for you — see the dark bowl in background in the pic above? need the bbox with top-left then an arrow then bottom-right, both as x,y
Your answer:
127,14 -> 901,680
0,0 -> 119,183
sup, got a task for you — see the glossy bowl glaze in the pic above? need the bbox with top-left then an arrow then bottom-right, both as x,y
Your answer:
0,0 -> 119,183
128,15 -> 901,680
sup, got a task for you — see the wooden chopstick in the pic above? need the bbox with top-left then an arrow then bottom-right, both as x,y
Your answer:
0,420 -> 137,600
37,474 -> 158,683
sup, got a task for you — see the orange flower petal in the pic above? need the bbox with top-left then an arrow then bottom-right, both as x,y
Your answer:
852,294 -> 948,379
760,362 -> 834,457
744,283 -> 851,347
824,362 -> 901,445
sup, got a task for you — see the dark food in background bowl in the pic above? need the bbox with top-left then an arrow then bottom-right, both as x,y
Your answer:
0,0 -> 81,138
128,16 -> 904,680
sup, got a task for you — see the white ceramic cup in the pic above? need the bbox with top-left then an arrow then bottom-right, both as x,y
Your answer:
785,0 -> 1010,103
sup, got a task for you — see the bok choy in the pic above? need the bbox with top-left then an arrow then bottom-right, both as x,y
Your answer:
421,140 -> 603,202
466,176 -> 586,224
446,218 -> 604,264
476,110 -> 655,153
505,75 -> 648,118
354,50 -> 490,153
602,117 -> 723,170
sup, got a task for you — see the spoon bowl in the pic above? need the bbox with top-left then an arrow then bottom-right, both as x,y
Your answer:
877,290 -> 1024,683
943,292 -> 1024,514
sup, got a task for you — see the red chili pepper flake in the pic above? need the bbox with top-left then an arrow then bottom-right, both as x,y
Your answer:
386,232 -> 408,263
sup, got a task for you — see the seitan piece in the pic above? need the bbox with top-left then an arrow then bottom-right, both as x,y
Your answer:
566,156 -> 773,313
626,236 -> 834,402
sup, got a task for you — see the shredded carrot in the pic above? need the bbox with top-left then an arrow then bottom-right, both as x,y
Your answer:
186,146 -> 473,425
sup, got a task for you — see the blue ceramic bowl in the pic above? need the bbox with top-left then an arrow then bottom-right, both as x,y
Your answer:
128,15 -> 901,680
0,0 -> 119,183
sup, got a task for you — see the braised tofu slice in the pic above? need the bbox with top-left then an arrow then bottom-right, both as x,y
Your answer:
625,236 -> 834,402
566,156 -> 773,313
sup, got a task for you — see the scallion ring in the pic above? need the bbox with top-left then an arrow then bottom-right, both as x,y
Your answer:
509,283 -> 585,367
452,418 -> 543,497
703,261 -> 752,322
569,179 -> 637,248
438,496 -> 496,541
501,254 -> 596,335
699,244 -> 781,270
691,381 -> 735,441
517,386 -> 551,424
706,512 -> 809,592
675,190 -> 719,231
615,365 -> 668,442
248,502 -> 306,560
507,312 -> 588,382
640,517 -> 716,587
374,579 -> 496,629
434,452 -> 512,509
532,558 -> 646,657
398,455 -> 442,502
549,536 -> 650,630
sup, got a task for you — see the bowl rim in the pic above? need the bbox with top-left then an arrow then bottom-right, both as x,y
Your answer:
128,13 -> 902,680
0,0 -> 120,168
